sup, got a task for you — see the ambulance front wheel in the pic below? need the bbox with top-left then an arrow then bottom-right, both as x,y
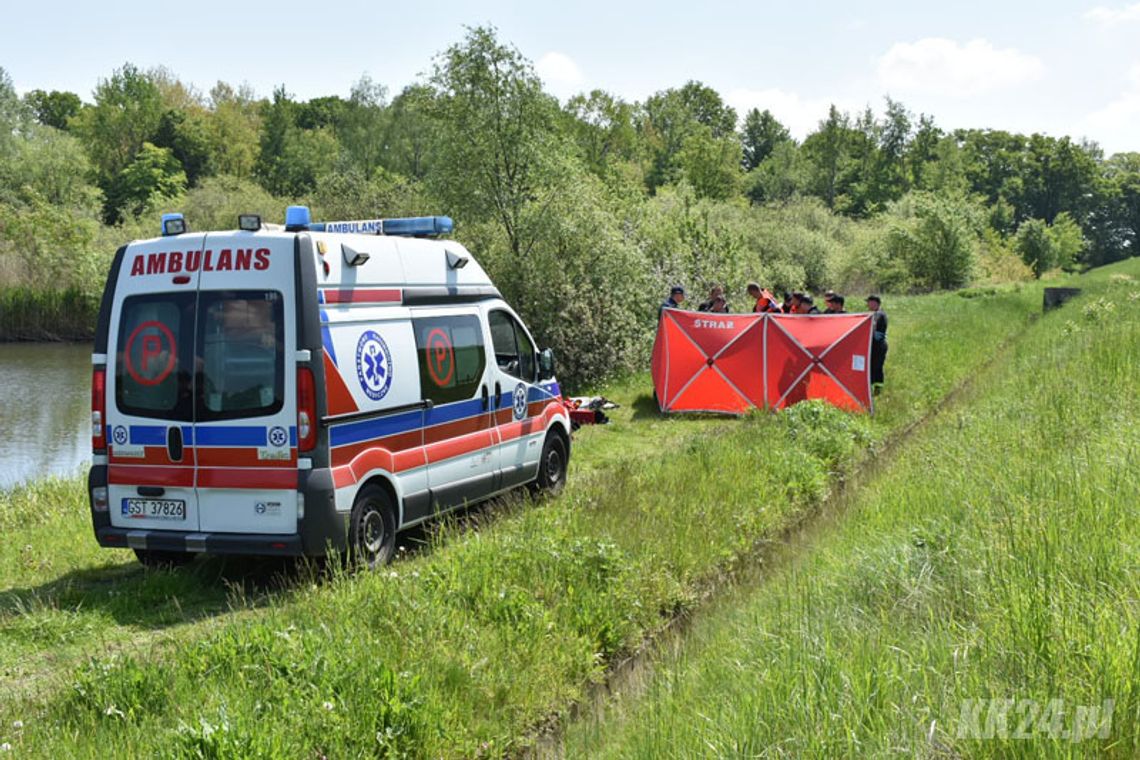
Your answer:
531,432 -> 568,497
349,484 -> 397,569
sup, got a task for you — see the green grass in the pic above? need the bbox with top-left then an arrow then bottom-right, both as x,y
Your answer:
0,270 -> 1093,757
559,261 -> 1140,758
0,287 -> 98,341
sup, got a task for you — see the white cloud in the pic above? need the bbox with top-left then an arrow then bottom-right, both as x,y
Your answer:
876,38 -> 1044,97
724,87 -> 849,140
1083,3 -> 1140,24
1074,63 -> 1140,153
535,52 -> 584,100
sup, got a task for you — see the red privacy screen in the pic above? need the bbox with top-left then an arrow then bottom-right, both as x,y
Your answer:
651,310 -> 874,414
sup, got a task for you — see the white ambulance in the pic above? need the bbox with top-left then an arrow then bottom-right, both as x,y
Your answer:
88,206 -> 570,567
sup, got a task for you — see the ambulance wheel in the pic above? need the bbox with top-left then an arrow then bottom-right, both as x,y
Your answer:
134,549 -> 195,568
531,432 -> 568,497
349,485 -> 397,569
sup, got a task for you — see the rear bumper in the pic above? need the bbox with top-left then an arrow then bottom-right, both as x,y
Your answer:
88,464 -> 343,558
95,527 -> 305,556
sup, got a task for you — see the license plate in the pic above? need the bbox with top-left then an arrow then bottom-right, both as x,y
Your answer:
122,498 -> 186,521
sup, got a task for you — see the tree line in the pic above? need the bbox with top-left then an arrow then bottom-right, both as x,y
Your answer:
1,26 -> 1137,383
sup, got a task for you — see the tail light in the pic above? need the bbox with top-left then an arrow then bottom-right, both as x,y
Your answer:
92,486 -> 108,512
297,367 -> 317,452
92,367 -> 107,451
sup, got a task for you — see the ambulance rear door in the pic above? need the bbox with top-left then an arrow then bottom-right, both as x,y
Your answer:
106,236 -> 205,533
193,232 -> 299,534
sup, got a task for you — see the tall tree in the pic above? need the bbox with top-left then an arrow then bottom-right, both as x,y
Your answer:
381,84 -> 436,180
640,81 -> 737,192
336,75 -> 389,177
207,82 -> 261,179
679,126 -> 742,200
152,108 -> 214,186
801,105 -> 851,210
73,64 -> 165,183
565,89 -> 639,176
740,108 -> 790,172
908,114 -> 942,190
0,67 -> 26,158
23,89 -> 81,131
428,25 -> 563,257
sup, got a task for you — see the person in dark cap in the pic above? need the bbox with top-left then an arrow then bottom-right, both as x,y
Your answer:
824,293 -> 846,313
867,295 -> 888,392
659,285 -> 686,319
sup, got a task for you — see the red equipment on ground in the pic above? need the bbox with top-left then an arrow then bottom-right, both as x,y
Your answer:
651,310 -> 874,414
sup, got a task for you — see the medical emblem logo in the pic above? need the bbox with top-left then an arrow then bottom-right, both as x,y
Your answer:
512,383 -> 528,420
267,426 -> 288,447
112,425 -> 128,445
356,330 -> 393,401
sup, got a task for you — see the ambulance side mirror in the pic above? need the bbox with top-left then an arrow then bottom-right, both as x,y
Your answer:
538,348 -> 556,381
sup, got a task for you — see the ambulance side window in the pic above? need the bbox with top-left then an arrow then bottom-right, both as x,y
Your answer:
413,315 -> 486,405
115,293 -> 194,421
489,310 -> 536,382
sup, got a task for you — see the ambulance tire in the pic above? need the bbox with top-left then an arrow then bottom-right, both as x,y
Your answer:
348,485 -> 397,569
530,432 -> 567,498
134,549 -> 195,569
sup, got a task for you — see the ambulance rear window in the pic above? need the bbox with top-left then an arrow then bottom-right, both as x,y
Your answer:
198,291 -> 284,421
115,293 -> 195,420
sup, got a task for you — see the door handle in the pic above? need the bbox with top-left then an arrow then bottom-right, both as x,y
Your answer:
167,426 -> 184,462
495,382 -> 502,407
138,486 -> 165,497
481,384 -> 489,411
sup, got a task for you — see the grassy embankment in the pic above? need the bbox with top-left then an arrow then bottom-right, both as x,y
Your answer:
0,277 -> 1057,756
561,261 -> 1140,758
0,287 -> 98,341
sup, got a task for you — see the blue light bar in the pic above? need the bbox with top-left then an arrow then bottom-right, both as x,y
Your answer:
381,216 -> 454,237
161,212 -> 186,236
285,205 -> 312,231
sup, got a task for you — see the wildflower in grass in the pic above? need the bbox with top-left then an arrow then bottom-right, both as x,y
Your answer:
388,571 -> 398,579
104,705 -> 124,718
0,742 -> 10,751
322,701 -> 335,711
10,722 -> 20,730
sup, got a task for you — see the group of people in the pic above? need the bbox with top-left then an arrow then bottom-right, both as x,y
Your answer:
660,283 -> 889,390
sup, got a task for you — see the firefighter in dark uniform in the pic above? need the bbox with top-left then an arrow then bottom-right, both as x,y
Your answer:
867,295 -> 888,392
659,285 -> 686,319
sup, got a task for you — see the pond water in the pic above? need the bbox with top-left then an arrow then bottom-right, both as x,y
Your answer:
0,342 -> 93,490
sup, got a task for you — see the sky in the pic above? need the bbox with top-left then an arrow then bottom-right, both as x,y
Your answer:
3,0 -> 1139,154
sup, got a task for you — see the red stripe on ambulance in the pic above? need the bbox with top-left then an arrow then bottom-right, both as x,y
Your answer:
196,447 -> 297,468
109,465 -> 194,487
321,288 -> 402,304
197,468 -> 297,490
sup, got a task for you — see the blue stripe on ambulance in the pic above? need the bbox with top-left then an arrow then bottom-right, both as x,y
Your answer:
330,397 -> 488,448
128,425 -> 297,447
329,388 -> 562,454
130,425 -> 194,446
